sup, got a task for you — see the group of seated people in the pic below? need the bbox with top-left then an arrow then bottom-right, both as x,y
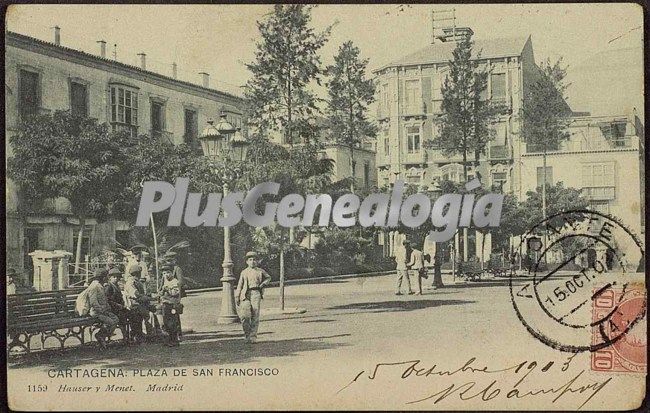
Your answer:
87,263 -> 183,348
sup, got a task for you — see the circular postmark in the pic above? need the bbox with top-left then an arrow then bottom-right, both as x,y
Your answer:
509,210 -> 646,353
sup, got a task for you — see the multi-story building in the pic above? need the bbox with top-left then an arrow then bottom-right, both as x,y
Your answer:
5,29 -> 244,275
373,29 -> 645,263
373,33 -> 536,195
518,113 -> 645,239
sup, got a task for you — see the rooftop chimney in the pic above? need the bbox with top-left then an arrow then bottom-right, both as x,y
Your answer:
97,40 -> 106,58
199,72 -> 210,88
53,26 -> 61,46
137,52 -> 147,70
172,62 -> 178,79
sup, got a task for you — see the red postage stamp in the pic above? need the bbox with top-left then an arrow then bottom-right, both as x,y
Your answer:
591,283 -> 647,373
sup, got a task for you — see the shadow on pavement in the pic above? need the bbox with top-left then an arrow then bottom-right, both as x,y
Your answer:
8,333 -> 352,370
326,298 -> 473,314
300,319 -> 337,324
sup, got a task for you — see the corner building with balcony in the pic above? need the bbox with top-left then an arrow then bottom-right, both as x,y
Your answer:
373,35 -> 535,193
5,30 -> 244,277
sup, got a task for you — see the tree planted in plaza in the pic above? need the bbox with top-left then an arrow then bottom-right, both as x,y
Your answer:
520,58 -> 572,230
325,40 -> 377,191
8,111 -> 133,274
244,4 -> 332,146
437,37 -> 497,182
521,58 -> 572,256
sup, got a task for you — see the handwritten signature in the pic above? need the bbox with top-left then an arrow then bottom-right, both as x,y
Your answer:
337,354 -> 611,409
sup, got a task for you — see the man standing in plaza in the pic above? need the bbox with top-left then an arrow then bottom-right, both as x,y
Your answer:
408,247 -> 426,295
87,268 -> 119,349
124,265 -> 154,343
395,240 -> 413,295
163,251 -> 185,298
235,251 -> 272,344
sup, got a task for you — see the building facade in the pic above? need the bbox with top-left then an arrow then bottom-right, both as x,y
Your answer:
5,30 -> 244,275
373,33 -> 645,263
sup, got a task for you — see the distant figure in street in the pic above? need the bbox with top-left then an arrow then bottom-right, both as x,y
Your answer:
87,268 -> 119,349
408,248 -> 426,295
236,251 -> 272,344
395,240 -> 413,295
104,268 -> 129,344
7,268 -> 17,296
160,266 -> 182,347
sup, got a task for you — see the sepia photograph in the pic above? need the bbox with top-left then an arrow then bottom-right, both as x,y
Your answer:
4,3 -> 646,411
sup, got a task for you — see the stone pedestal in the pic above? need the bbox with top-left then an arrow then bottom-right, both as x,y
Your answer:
28,250 -> 73,291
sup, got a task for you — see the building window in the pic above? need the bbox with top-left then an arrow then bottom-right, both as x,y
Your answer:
404,80 -> 420,113
441,163 -> 463,183
536,166 -> 553,188
589,201 -> 610,214
364,163 -> 370,188
351,160 -> 356,176
184,109 -> 198,147
70,81 -> 88,117
381,83 -> 390,116
19,69 -> 40,120
110,85 -> 138,135
491,73 -> 506,101
581,162 -> 616,200
384,136 -> 390,155
492,171 -> 507,189
406,126 -> 421,154
150,100 -> 166,139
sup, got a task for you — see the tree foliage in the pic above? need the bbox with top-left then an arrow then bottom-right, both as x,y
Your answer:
437,37 -> 498,181
521,58 -> 572,152
8,111 -> 132,220
244,4 -> 332,145
325,41 -> 377,148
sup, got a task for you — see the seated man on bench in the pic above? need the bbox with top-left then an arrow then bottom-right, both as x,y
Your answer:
87,269 -> 119,349
104,267 -> 129,344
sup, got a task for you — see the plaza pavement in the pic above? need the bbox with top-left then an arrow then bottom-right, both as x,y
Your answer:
7,271 -> 645,410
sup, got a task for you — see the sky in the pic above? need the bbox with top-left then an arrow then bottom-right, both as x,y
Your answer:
6,3 -> 644,110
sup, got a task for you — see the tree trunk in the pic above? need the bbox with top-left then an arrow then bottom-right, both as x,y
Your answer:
279,248 -> 285,311
349,146 -> 355,192
542,147 -> 548,262
433,243 -> 444,287
74,216 -> 85,275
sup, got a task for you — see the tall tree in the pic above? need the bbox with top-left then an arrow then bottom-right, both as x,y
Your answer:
245,5 -> 332,146
521,58 -> 572,248
438,37 -> 496,182
325,40 -> 377,191
8,111 -> 133,274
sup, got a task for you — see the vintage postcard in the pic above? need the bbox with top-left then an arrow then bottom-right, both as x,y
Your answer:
4,3 -> 646,411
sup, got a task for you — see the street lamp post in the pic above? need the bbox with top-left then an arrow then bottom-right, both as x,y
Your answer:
200,111 -> 249,324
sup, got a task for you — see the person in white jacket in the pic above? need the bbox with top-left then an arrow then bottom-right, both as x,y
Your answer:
395,240 -> 413,295
407,248 -> 426,295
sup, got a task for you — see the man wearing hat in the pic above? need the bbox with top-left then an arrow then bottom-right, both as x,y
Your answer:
160,264 -> 182,346
104,267 -> 129,343
235,251 -> 272,344
395,239 -> 414,295
87,268 -> 119,348
124,265 -> 154,343
7,268 -> 17,296
163,251 -> 185,298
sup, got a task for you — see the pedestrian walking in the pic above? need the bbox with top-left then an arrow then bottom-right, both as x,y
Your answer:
395,240 -> 413,295
87,268 -> 119,349
408,247 -> 426,295
235,251 -> 272,344
160,266 -> 182,347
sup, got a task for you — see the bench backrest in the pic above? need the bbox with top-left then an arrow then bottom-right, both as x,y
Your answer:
7,287 -> 87,326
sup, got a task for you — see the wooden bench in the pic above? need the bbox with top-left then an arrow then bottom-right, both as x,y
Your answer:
7,288 -> 108,354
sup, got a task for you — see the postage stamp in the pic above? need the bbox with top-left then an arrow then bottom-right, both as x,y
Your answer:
591,284 -> 647,373
510,210 -> 646,353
